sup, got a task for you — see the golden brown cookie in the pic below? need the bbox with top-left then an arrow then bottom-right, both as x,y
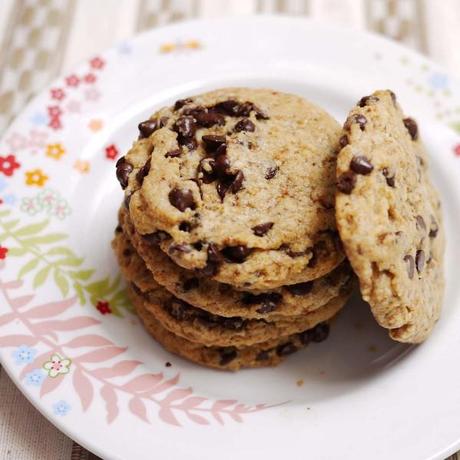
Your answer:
117,88 -> 344,290
132,287 -> 334,371
335,90 -> 445,343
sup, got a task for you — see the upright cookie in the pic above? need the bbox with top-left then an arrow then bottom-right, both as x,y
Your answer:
116,208 -> 353,320
133,296 -> 333,371
118,88 -> 344,290
335,90 -> 445,343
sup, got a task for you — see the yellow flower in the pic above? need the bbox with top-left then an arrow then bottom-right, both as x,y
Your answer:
159,42 -> 176,53
25,169 -> 48,187
184,39 -> 201,49
88,119 -> 103,132
74,160 -> 90,174
46,143 -> 65,160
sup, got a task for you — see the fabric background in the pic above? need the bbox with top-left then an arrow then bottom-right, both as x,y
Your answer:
0,0 -> 459,458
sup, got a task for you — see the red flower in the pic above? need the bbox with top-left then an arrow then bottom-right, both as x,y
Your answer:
50,88 -> 65,100
0,154 -> 20,176
90,57 -> 105,70
454,144 -> 460,156
0,246 -> 8,259
65,74 -> 80,87
96,300 -> 111,315
83,73 -> 96,84
105,144 -> 119,160
47,105 -> 62,117
48,117 -> 62,130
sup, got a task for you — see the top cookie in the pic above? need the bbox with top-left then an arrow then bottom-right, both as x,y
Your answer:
117,88 -> 344,290
335,90 -> 445,343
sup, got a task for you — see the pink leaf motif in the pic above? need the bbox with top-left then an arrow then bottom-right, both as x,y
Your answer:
211,400 -> 238,425
0,334 -> 38,347
100,384 -> 118,424
74,346 -> 127,363
63,335 -> 114,348
25,297 -> 77,319
1,280 -> 23,289
0,312 -> 15,327
149,373 -> 180,394
128,396 -> 149,423
10,294 -> 34,309
121,373 -> 163,393
227,412 -> 243,423
185,412 -> 210,425
19,351 -> 51,380
91,360 -> 142,379
161,388 -> 193,405
32,317 -> 100,335
175,396 -> 207,409
40,374 -> 64,398
73,368 -> 93,411
158,407 -> 181,426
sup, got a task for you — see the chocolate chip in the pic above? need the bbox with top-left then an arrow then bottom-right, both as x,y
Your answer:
265,166 -> 278,180
404,254 -> 415,279
192,241 -> 203,251
276,342 -> 297,357
350,155 -> 373,175
221,317 -> 245,330
168,187 -> 196,211
214,100 -> 240,115
115,157 -> 133,189
124,193 -> 131,209
214,151 -> 231,176
307,240 -> 327,268
196,243 -> 222,277
174,98 -> 192,110
241,292 -> 282,314
389,90 -> 397,104
255,350 -> 270,361
416,249 -> 425,273
318,195 -> 334,209
138,119 -> 159,138
136,159 -> 151,185
339,135 -> 349,149
219,347 -> 237,366
165,149 -> 182,158
382,168 -> 395,187
310,323 -> 330,342
416,215 -> 426,231
230,170 -> 244,193
344,114 -> 367,131
217,171 -> 244,200
167,298 -> 190,321
180,137 -> 198,150
142,230 -> 171,245
182,277 -> 199,291
252,222 -> 274,236
429,217 -> 439,238
404,118 -> 418,140
254,108 -> 269,120
201,134 -> 226,152
169,243 -> 192,254
298,330 -> 311,345
115,225 -> 122,233
286,281 -> 314,296
337,171 -> 356,194
122,248 -> 131,257
234,118 -> 255,132
222,245 -> 252,263
194,110 -> 225,127
173,116 -> 197,138
165,361 -> 172,367
179,221 -> 192,232
358,95 -> 379,107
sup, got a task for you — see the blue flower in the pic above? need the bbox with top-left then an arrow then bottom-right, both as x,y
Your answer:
3,194 -> 16,205
30,112 -> 47,126
53,400 -> 71,416
12,345 -> 37,365
25,369 -> 46,387
428,72 -> 449,90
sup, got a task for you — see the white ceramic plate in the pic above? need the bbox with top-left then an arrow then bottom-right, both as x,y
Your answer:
1,16 -> 460,460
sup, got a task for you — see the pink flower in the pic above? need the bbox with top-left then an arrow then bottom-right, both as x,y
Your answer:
96,300 -> 111,315
0,246 -> 8,259
83,73 -> 96,84
0,154 -> 20,176
48,117 -> 62,130
105,144 -> 119,160
47,106 -> 62,117
65,74 -> 80,87
90,57 -> 105,70
454,144 -> 460,156
50,88 -> 65,100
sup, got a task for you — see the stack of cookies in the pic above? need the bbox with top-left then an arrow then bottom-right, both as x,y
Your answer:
113,88 -> 355,370
113,87 -> 445,370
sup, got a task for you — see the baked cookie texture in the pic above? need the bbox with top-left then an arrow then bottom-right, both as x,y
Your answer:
116,208 -> 354,320
131,286 -> 334,371
118,88 -> 345,290
335,90 -> 444,343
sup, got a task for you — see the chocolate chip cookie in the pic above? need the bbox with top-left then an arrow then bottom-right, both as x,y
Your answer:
116,208 -> 353,320
335,90 -> 445,343
131,287 -> 334,371
118,88 -> 344,290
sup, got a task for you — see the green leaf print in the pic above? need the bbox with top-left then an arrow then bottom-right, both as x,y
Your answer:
33,265 -> 52,288
14,220 -> 49,237
18,258 -> 40,278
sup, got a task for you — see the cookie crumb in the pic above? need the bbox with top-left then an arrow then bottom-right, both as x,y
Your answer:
165,362 -> 172,367
296,379 -> 304,387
